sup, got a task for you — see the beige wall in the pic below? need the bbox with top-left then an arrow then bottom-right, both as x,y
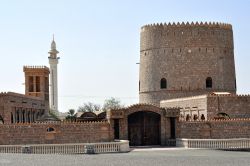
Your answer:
161,95 -> 208,120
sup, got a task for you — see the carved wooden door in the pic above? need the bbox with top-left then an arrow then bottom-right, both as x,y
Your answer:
128,111 -> 160,146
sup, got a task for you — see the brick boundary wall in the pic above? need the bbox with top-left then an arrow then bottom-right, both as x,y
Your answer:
177,119 -> 250,139
0,121 -> 113,145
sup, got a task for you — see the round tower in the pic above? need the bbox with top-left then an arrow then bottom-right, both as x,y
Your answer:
139,22 -> 236,106
48,36 -> 60,112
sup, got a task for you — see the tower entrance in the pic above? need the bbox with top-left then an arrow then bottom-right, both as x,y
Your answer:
128,111 -> 160,146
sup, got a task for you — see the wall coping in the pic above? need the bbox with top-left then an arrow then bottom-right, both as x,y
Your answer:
0,120 -> 109,126
179,118 -> 250,123
0,92 -> 43,100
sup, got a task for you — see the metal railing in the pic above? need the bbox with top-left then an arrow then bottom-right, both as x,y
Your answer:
176,138 -> 250,149
0,140 -> 130,154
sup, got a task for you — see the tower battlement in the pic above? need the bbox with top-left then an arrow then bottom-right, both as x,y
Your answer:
141,22 -> 232,30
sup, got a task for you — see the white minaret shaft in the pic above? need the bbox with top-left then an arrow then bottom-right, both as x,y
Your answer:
48,36 -> 59,112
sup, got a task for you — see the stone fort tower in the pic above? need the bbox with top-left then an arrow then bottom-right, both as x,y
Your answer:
139,22 -> 236,106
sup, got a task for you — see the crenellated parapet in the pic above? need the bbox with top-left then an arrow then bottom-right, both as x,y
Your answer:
1,120 -> 109,126
208,93 -> 250,97
23,66 -> 50,73
141,21 -> 232,30
180,118 -> 250,123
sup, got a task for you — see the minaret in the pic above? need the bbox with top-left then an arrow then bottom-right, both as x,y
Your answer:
48,35 -> 59,112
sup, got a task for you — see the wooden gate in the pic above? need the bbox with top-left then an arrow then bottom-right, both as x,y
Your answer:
128,111 -> 160,146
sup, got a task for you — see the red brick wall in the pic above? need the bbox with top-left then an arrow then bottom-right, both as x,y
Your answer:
0,121 -> 113,145
177,119 -> 250,139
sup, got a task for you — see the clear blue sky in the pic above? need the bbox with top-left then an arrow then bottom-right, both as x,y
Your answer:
0,0 -> 249,112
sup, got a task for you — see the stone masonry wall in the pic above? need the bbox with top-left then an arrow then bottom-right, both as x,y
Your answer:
139,22 -> 236,106
177,119 -> 250,139
0,121 -> 113,145
0,92 -> 45,124
160,95 -> 207,120
207,95 -> 250,119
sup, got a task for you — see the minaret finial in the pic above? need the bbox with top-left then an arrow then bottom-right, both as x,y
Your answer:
50,34 -> 57,51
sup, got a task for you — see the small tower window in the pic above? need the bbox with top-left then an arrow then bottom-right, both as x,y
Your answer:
160,78 -> 167,89
206,77 -> 212,88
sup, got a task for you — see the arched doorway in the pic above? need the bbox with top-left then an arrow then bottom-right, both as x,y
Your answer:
128,111 -> 160,146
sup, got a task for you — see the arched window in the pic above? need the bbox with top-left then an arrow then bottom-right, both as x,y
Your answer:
186,114 -> 190,121
201,114 -> 205,120
193,115 -> 198,121
47,127 -> 55,132
206,77 -> 212,88
216,112 -> 230,119
160,78 -> 167,89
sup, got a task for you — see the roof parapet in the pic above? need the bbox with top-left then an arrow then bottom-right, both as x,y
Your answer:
141,21 -> 232,30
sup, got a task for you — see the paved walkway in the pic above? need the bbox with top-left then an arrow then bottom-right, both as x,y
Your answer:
130,146 -> 186,151
1,149 -> 250,166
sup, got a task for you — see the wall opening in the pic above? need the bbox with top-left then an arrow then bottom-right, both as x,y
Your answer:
36,76 -> 40,92
114,119 -> 120,139
170,117 -> 176,139
47,127 -> 55,132
22,110 -> 25,123
11,112 -> 14,123
206,77 -> 212,88
139,81 -> 140,92
201,114 -> 205,120
0,115 -> 4,124
29,76 -> 34,92
45,77 -> 49,93
216,112 -> 230,119
160,78 -> 167,89
193,114 -> 198,121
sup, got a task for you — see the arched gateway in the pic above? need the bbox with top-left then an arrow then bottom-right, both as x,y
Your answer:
128,111 -> 160,146
108,104 -> 180,146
